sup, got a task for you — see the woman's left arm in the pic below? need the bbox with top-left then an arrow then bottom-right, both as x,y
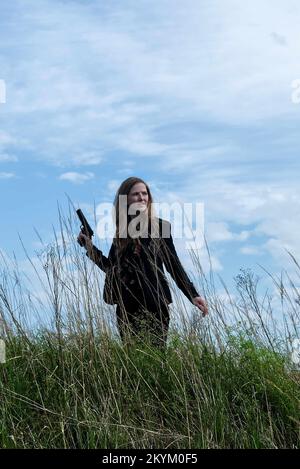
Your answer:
162,222 -> 208,316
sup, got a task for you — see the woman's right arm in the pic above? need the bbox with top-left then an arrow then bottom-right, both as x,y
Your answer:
77,232 -> 111,272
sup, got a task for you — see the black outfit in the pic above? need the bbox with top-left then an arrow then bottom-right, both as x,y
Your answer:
86,218 -> 199,346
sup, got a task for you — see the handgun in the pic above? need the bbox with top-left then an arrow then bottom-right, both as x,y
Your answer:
76,209 -> 94,247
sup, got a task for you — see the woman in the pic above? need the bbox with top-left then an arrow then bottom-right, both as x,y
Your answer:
78,177 -> 208,347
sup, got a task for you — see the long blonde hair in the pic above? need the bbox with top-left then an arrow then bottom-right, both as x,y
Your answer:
113,177 -> 157,254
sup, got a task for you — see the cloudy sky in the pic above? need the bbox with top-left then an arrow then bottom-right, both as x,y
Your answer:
1,0 -> 300,303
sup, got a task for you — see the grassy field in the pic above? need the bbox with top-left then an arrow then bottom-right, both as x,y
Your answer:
0,212 -> 299,448
0,330 -> 299,449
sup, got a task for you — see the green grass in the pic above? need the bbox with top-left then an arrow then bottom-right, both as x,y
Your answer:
0,331 -> 299,449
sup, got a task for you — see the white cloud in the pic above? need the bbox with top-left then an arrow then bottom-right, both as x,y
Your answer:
205,222 -> 252,244
1,0 -> 300,167
172,175 -> 300,269
72,152 -> 103,166
0,131 -> 15,146
0,79 -> 5,104
59,172 -> 94,184
107,179 -> 121,193
116,130 -> 169,156
0,153 -> 18,163
240,246 -> 263,256
0,172 -> 15,179
0,131 -> 18,163
206,222 -> 234,244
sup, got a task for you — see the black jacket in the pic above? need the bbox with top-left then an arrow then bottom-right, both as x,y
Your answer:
86,218 -> 199,311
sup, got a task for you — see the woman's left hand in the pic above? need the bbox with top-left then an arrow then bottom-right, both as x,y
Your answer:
192,296 -> 208,317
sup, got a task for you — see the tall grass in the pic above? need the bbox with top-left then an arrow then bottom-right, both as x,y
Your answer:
0,205 -> 299,448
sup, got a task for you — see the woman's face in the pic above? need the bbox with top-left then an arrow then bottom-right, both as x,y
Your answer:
127,182 -> 149,211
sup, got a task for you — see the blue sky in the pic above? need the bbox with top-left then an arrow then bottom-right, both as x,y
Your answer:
1,0 -> 300,309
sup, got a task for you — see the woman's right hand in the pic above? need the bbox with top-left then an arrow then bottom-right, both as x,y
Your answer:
77,232 -> 93,252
